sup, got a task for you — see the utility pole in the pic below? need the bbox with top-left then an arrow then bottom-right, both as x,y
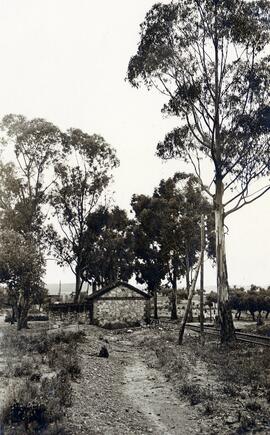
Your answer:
200,215 -> 205,344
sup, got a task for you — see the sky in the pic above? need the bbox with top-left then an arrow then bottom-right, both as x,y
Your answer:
0,0 -> 269,288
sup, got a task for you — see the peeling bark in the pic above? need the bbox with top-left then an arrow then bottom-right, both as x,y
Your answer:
200,215 -> 205,344
215,181 -> 235,343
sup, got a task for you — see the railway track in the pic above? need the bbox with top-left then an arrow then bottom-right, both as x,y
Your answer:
186,324 -> 270,347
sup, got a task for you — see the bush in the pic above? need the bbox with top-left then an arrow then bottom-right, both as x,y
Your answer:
41,372 -> 73,408
222,383 -> 238,397
13,360 -> 34,377
47,343 -> 81,380
28,314 -> 49,321
51,330 -> 86,345
246,400 -> 262,412
98,320 -> 140,329
180,382 -> 213,406
3,400 -> 47,431
0,384 -> 56,434
1,327 -> 83,434
1,373 -> 70,433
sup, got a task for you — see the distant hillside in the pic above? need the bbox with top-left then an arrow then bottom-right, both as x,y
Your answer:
46,282 -> 89,295
45,282 -> 219,296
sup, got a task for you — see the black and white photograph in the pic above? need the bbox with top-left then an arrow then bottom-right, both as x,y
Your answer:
0,1 -> 269,434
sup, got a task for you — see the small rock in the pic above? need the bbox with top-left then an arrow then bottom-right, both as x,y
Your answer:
98,345 -> 109,358
226,415 -> 238,424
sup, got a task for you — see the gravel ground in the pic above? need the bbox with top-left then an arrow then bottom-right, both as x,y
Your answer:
64,326 -> 199,435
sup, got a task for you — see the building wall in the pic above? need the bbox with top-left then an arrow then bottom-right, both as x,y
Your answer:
93,284 -> 149,327
48,309 -> 89,325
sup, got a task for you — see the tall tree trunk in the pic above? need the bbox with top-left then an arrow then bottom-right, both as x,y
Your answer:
200,215 -> 205,344
17,296 -> 29,330
215,181 -> 235,342
171,269 -> 178,320
185,251 -> 193,321
213,2 -> 235,344
11,305 -> 16,324
153,291 -> 158,320
178,253 -> 203,345
74,267 -> 83,303
185,252 -> 190,296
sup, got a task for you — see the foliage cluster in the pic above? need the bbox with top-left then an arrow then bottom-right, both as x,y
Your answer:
0,114 -> 118,322
230,285 -> 270,320
128,0 -> 270,341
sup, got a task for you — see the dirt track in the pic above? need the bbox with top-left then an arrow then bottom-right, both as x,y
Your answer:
65,326 -> 199,435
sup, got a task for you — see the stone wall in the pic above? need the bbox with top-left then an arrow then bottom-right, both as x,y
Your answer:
93,284 -> 150,327
48,303 -> 90,325
48,310 -> 89,324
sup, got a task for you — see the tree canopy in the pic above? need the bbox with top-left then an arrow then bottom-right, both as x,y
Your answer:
131,172 -> 215,318
82,206 -> 134,288
127,0 -> 270,342
48,128 -> 119,302
0,230 -> 45,329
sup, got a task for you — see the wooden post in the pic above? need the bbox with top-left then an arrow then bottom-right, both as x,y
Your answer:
178,253 -> 203,345
200,215 -> 205,345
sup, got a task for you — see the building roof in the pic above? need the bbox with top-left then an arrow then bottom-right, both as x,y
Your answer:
86,281 -> 151,301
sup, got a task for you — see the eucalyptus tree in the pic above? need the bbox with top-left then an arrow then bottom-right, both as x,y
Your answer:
0,230 -> 45,330
0,115 -> 62,328
132,173 -> 214,319
81,206 -> 135,289
127,0 -> 270,341
49,128 -> 119,302
131,194 -> 168,319
0,114 -> 62,240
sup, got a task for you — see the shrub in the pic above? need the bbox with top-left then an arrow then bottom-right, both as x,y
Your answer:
180,382 -> 213,406
203,401 -> 215,415
28,314 -> 49,321
41,372 -> 73,408
0,384 -> 53,434
1,373 -> 70,433
237,412 -> 256,433
222,383 -> 238,397
47,343 -> 81,380
246,400 -> 262,412
12,360 -> 34,378
3,400 -> 47,431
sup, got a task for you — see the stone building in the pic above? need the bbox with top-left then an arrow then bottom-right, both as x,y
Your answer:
86,281 -> 151,327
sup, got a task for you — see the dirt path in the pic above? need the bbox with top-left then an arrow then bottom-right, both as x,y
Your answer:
65,327 -> 200,435
124,355 -> 198,434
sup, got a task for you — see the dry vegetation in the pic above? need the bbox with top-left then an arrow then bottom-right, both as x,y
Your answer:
138,328 -> 270,434
1,322 -> 270,434
0,327 -> 85,434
